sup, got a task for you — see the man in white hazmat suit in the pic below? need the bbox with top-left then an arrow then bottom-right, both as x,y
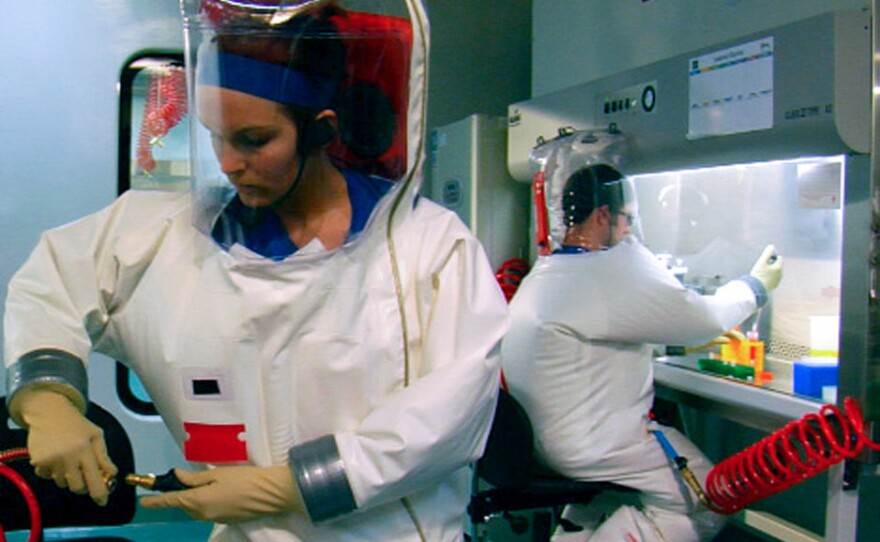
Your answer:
3,1 -> 509,540
501,163 -> 782,542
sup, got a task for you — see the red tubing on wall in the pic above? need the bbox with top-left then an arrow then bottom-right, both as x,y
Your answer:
495,258 -> 530,304
494,258 -> 530,392
0,448 -> 41,542
704,396 -> 880,515
532,170 -> 551,257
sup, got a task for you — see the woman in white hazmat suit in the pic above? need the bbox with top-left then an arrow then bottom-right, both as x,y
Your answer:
3,1 -> 509,540
501,163 -> 783,541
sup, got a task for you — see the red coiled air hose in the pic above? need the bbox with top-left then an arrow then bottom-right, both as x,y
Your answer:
495,258 -> 529,303
494,258 -> 530,392
136,66 -> 188,174
0,448 -> 41,542
704,396 -> 880,514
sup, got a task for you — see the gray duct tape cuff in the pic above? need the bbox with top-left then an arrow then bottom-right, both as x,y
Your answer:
739,275 -> 768,308
6,349 -> 88,412
289,434 -> 357,523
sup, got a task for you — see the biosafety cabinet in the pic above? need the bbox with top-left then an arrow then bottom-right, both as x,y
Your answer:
507,9 -> 878,541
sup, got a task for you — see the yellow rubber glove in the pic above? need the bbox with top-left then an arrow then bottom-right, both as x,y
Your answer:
140,465 -> 306,524
750,244 -> 783,292
686,329 -> 747,353
10,388 -> 117,506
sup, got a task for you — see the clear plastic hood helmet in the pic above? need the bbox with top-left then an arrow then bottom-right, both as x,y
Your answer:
561,163 -> 641,247
528,128 -> 640,253
181,0 -> 427,247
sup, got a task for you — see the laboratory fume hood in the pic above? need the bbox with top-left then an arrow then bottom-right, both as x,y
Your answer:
506,9 -> 876,541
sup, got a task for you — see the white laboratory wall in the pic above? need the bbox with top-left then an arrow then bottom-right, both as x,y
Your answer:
532,0 -> 869,97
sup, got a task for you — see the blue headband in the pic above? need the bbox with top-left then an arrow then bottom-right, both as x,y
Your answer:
198,52 -> 337,110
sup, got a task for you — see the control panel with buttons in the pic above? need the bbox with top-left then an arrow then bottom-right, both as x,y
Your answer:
598,81 -> 657,120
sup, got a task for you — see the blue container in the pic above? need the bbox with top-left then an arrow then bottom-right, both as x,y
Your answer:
793,357 -> 838,400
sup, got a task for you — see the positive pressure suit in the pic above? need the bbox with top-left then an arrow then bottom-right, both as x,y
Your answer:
502,238 -> 764,541
5,187 -> 508,541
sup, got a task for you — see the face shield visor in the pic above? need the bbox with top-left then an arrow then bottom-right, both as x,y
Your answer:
180,0 -> 427,248
528,128 -> 641,254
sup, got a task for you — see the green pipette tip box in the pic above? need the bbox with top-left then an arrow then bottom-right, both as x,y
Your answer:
697,358 -> 755,380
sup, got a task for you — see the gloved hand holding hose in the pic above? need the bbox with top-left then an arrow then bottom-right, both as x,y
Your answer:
9,388 -> 117,506
139,465 -> 306,524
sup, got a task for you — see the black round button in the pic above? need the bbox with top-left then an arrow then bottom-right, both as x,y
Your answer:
641,85 -> 656,112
